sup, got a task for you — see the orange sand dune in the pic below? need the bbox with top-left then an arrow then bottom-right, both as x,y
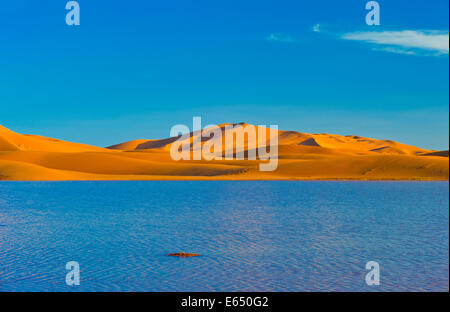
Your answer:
108,123 -> 431,155
0,123 -> 448,181
0,124 -> 108,153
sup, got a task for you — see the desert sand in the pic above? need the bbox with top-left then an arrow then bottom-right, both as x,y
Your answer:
0,123 -> 448,181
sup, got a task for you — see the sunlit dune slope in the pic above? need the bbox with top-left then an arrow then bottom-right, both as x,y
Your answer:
0,123 -> 448,180
0,124 -> 107,153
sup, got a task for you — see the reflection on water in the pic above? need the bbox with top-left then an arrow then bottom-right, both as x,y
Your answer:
0,181 -> 448,291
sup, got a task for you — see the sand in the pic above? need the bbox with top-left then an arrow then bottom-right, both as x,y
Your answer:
0,123 -> 448,181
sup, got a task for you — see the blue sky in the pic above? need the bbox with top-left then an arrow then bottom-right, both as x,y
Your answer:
0,0 -> 448,149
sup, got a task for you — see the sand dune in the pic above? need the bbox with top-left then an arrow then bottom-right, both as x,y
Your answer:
108,123 -> 431,155
0,123 -> 448,181
0,124 -> 107,153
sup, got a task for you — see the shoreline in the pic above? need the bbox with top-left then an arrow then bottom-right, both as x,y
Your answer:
1,177 -> 448,182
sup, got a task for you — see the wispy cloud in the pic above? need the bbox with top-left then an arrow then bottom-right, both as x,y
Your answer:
341,30 -> 449,55
312,24 -> 321,33
371,47 -> 417,55
265,33 -> 297,43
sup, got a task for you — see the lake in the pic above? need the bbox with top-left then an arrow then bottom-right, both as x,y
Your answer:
0,181 -> 448,291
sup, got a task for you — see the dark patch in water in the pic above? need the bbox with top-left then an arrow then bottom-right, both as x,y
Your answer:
168,253 -> 201,257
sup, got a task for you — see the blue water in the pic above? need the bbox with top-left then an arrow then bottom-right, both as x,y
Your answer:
0,181 -> 448,292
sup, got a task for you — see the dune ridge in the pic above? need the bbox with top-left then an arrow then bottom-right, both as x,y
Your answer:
0,123 -> 448,181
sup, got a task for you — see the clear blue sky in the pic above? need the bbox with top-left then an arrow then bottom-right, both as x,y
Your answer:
0,0 -> 448,149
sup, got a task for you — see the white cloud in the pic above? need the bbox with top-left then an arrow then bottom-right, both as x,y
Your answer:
312,24 -> 321,33
371,47 -> 417,55
342,30 -> 449,55
266,33 -> 297,43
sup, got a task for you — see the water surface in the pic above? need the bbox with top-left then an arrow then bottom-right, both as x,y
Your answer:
0,181 -> 448,291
